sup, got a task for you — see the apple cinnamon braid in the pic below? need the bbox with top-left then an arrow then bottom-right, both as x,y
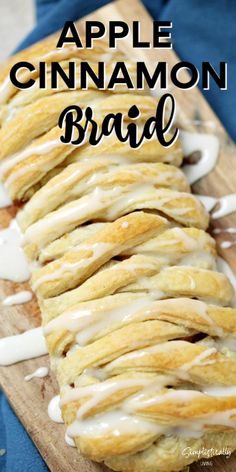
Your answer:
1,37 -> 236,472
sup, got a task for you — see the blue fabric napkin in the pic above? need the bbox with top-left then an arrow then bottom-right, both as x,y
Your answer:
0,391 -> 48,471
1,1 -> 235,471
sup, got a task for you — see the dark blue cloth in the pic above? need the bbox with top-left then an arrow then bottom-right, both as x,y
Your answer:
0,391 -> 48,471
1,1 -> 235,471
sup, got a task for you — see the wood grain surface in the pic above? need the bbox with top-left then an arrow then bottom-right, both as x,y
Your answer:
0,0 -> 236,471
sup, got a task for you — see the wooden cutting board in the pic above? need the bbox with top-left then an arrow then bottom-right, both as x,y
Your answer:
0,0 -> 236,471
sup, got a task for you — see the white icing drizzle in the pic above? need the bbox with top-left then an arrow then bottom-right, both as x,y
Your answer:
104,341 -> 186,370
197,195 -> 217,212
212,194 -> 236,220
180,348 -> 217,379
0,76 -> 14,105
24,187 -> 120,247
217,257 -> 236,306
216,336 -> 236,352
32,242 -> 113,291
107,185 -> 198,221
0,182 -> 12,208
41,46 -> 80,61
1,123 -> 236,445
195,194 -> 236,220
67,409 -> 163,438
60,379 -> 152,419
0,218 -> 22,245
121,221 -> 129,229
5,107 -> 17,123
146,298 -> 222,335
65,433 -> 76,447
44,297 -> 223,346
203,386 -> 236,397
105,343 -> 218,382
220,240 -> 236,249
24,366 -> 49,381
0,46 -> 84,106
158,227 -> 199,251
23,183 -> 207,264
19,163 -> 88,222
180,131 -> 219,184
83,367 -> 108,381
0,327 -> 47,366
0,67 -> 44,107
48,395 -> 63,423
0,219 -> 30,282
213,227 -> 236,235
198,409 -> 236,430
177,252 -> 216,270
111,260 -> 159,273
3,290 -> 32,306
0,140 -> 60,184
124,389 -> 202,411
44,297 -> 152,346
123,388 -> 236,433
217,257 -> 236,288
199,335 -> 236,353
66,405 -> 236,439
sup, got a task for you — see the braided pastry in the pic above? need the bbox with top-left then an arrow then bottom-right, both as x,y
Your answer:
1,37 -> 236,472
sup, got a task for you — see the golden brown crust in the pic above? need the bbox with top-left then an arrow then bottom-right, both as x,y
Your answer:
31,212 -> 168,297
18,161 -> 189,231
57,321 -> 192,385
105,432 -> 236,471
23,188 -> 208,261
39,225 -> 215,265
0,37 -> 124,105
